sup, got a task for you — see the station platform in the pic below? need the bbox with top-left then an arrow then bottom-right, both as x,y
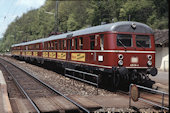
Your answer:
0,70 -> 13,113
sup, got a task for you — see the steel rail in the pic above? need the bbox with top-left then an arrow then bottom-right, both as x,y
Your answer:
0,57 -> 90,113
0,59 -> 40,113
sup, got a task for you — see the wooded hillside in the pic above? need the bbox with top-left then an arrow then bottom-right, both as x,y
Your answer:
0,0 -> 168,52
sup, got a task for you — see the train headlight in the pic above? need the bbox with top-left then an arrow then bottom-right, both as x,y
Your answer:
147,61 -> 152,66
118,60 -> 123,66
147,55 -> 152,60
131,23 -> 136,29
118,54 -> 123,60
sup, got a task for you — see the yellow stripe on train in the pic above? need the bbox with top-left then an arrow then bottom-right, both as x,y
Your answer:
49,52 -> 56,58
43,52 -> 48,58
71,53 -> 85,62
57,52 -> 66,60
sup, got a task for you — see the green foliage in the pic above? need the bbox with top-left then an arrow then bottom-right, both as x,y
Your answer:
119,0 -> 153,23
0,0 -> 168,52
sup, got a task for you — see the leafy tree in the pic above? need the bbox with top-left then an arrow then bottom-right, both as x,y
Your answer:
0,0 -> 168,52
119,0 -> 153,23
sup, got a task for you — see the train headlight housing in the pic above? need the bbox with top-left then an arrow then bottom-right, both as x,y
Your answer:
118,60 -> 123,66
131,23 -> 136,29
118,54 -> 123,60
147,60 -> 152,66
147,55 -> 152,60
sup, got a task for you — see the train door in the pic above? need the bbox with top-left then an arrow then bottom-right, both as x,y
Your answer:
67,39 -> 72,60
89,34 -> 100,63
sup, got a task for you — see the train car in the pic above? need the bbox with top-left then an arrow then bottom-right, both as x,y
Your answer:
11,21 -> 157,89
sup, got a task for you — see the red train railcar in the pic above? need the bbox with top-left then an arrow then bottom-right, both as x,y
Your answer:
11,21 -> 157,88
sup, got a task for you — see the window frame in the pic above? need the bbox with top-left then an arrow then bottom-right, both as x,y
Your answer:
79,37 -> 83,50
117,34 -> 133,47
100,34 -> 104,50
75,38 -> 78,50
135,35 -> 151,48
90,35 -> 95,50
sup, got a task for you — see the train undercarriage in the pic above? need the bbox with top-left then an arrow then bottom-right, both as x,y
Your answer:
13,55 -> 157,91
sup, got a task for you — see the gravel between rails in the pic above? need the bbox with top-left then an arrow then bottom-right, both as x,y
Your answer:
1,56 -> 167,112
2,57 -> 113,96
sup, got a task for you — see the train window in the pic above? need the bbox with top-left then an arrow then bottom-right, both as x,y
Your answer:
64,40 -> 66,48
23,46 -> 26,50
136,35 -> 150,48
79,37 -> 83,50
28,45 -> 30,50
63,40 -> 64,49
117,34 -> 132,47
72,39 -> 74,46
36,44 -> 39,49
70,39 -> 72,50
90,35 -> 95,50
95,35 -> 98,46
59,40 -> 61,50
48,42 -> 51,49
54,41 -> 58,50
28,45 -> 32,50
67,40 -> 69,50
44,42 -> 48,49
100,34 -> 104,50
75,38 -> 78,50
51,42 -> 54,49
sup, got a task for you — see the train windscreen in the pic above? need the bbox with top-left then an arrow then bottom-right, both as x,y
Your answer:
136,35 -> 150,48
117,34 -> 132,47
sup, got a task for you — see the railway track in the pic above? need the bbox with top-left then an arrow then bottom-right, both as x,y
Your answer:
0,55 -> 169,112
0,57 -> 95,113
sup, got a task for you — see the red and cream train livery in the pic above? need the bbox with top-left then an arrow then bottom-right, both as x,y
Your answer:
11,21 -> 157,88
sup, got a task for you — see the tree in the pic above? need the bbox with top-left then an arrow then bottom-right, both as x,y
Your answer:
0,0 -> 168,52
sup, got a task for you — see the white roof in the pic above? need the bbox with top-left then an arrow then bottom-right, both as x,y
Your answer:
12,21 -> 153,47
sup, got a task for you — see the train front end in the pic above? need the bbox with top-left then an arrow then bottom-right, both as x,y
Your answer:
109,21 -> 157,87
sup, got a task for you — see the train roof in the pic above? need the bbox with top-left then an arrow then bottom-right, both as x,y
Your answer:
12,21 -> 153,47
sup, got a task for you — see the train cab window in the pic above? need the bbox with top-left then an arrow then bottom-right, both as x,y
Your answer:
117,34 -> 132,47
75,38 -> 78,50
90,35 -> 95,50
79,37 -> 83,50
100,34 -> 104,50
136,35 -> 150,48
54,41 -> 58,50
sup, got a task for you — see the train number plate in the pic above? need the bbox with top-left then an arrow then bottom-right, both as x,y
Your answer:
131,57 -> 138,63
